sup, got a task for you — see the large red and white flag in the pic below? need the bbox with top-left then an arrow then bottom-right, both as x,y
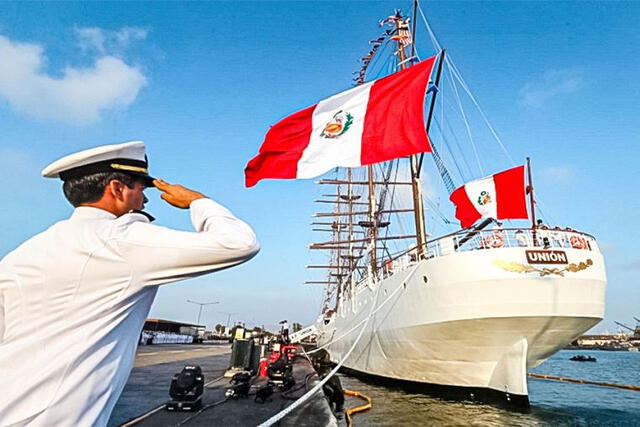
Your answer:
245,56 -> 437,187
449,165 -> 528,228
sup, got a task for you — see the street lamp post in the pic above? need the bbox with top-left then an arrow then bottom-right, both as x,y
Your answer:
219,311 -> 238,330
186,300 -> 219,327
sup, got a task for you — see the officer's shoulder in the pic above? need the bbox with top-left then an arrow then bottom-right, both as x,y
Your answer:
115,211 -> 154,227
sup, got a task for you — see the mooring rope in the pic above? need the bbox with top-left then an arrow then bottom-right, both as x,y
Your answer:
256,283 -> 382,426
257,264 -> 421,426
307,264 -> 422,355
528,373 -> 640,391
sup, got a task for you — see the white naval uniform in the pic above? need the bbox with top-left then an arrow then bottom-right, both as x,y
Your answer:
0,198 -> 259,426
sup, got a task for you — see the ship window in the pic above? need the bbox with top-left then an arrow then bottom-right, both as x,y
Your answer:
423,276 -> 428,284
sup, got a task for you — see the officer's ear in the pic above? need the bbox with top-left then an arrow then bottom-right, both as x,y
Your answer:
106,179 -> 127,201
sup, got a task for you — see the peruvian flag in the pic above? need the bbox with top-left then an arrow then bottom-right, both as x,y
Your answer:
449,165 -> 528,228
245,56 -> 437,187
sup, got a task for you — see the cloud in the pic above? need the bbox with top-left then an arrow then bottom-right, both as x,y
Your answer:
76,26 -> 148,55
0,32 -> 146,124
519,68 -> 586,108
539,165 -> 574,181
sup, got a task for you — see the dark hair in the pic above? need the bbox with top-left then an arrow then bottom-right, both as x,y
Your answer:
62,172 -> 143,207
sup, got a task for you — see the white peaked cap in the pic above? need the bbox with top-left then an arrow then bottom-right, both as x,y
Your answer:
42,140 -> 154,184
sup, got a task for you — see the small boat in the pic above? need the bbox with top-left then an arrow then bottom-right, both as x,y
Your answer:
570,355 -> 597,362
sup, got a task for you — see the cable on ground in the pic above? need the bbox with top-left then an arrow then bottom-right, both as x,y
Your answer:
175,397 -> 229,426
119,374 -> 227,426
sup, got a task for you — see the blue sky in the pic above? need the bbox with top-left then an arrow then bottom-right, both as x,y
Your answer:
0,1 -> 638,333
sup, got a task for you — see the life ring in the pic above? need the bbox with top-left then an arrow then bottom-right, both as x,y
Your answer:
485,232 -> 505,248
570,235 -> 585,249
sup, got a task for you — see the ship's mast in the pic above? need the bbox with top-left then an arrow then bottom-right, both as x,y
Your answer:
347,168 -> 355,276
309,10 -> 437,309
334,183 -> 343,310
394,14 -> 427,258
367,165 -> 377,276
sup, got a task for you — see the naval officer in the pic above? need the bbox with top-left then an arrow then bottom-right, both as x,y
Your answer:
0,141 -> 260,426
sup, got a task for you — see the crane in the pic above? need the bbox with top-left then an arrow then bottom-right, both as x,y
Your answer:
615,321 -> 640,339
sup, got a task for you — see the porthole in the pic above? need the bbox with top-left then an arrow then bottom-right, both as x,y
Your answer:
423,275 -> 428,284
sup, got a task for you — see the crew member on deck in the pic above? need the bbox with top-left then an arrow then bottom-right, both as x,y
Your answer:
0,141 -> 260,426
280,319 -> 290,344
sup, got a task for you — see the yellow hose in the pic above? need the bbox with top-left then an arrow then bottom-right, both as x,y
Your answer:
528,373 -> 640,391
343,389 -> 372,427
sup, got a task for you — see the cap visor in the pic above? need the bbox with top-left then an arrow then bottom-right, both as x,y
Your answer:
143,175 -> 156,187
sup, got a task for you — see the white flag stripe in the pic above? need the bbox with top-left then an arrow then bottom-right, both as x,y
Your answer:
464,176 -> 497,219
296,82 -> 373,178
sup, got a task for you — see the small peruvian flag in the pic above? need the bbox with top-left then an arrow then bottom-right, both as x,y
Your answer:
449,165 -> 529,228
244,56 -> 438,187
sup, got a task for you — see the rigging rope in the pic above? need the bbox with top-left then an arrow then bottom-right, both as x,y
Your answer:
418,4 -> 515,166
445,61 -> 484,175
415,3 -> 565,225
310,264 -> 421,354
437,109 -> 474,182
256,267 -> 388,427
429,139 -> 456,194
445,57 -> 516,166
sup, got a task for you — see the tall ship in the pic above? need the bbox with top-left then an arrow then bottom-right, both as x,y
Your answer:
246,4 -> 606,410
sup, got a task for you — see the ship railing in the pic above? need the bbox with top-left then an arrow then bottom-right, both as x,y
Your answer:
375,227 -> 599,281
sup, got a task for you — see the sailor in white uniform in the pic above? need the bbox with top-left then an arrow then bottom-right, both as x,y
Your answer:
0,141 -> 259,426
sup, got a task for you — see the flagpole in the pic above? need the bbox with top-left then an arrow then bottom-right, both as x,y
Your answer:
526,157 -> 537,231
410,0 -> 418,60
417,49 -> 446,176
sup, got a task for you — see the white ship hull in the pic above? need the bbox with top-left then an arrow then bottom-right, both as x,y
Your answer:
316,244 -> 606,407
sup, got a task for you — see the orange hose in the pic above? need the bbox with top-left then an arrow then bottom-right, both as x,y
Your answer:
343,389 -> 372,427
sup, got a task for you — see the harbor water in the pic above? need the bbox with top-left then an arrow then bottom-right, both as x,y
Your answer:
338,350 -> 639,426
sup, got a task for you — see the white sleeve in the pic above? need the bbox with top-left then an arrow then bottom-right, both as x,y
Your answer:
115,198 -> 260,287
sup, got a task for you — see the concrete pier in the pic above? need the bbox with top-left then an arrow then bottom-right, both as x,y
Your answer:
109,343 -> 336,426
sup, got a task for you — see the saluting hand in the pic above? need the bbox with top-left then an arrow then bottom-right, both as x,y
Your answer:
153,179 -> 206,209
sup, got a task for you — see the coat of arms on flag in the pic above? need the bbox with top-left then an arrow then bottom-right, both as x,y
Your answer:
320,110 -> 353,139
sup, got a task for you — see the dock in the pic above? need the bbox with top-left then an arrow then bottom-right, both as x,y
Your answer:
109,343 -> 337,426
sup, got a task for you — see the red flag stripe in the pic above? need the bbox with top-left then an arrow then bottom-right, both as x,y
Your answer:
449,186 -> 481,228
361,57 -> 435,164
494,165 -> 528,219
245,105 -> 316,187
